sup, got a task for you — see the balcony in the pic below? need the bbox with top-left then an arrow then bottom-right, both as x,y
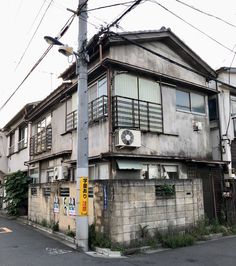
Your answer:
30,126 -> 52,156
113,96 -> 163,132
8,145 -> 15,156
65,96 -> 108,131
18,139 -> 27,151
89,95 -> 108,123
66,110 -> 77,131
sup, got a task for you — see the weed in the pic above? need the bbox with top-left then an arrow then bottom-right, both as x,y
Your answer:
66,230 -> 75,238
51,221 -> 59,232
161,233 -> 195,248
41,219 -> 48,227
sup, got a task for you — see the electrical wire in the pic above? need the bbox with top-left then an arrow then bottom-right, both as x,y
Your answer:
108,30 -> 208,77
86,1 -> 138,12
27,0 -> 47,34
14,0 -> 54,70
0,14 -> 76,113
149,0 -> 236,54
175,0 -> 236,29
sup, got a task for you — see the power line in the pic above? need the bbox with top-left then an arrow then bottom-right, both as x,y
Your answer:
27,0 -> 47,34
15,0 -> 54,70
175,0 -> 236,29
0,14 -> 76,112
149,0 -> 236,54
86,1 -> 137,12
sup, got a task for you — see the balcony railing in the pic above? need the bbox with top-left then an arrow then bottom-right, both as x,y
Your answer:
18,139 -> 27,151
8,145 -> 15,156
113,96 -> 163,132
65,96 -> 108,131
66,110 -> 77,131
89,95 -> 108,123
30,126 -> 52,156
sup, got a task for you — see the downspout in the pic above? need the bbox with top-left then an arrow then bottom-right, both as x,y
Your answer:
99,40 -> 113,179
216,80 -> 224,162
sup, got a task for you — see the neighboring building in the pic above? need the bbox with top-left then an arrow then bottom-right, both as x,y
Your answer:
2,103 -> 38,174
0,130 -> 7,209
27,27 -> 226,233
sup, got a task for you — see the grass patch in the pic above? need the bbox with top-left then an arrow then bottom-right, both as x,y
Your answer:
161,233 -> 195,248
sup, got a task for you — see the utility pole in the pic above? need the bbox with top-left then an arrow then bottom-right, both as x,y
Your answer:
76,0 -> 89,251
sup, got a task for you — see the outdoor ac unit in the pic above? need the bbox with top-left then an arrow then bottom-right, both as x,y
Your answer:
115,129 -> 141,148
53,166 -> 69,181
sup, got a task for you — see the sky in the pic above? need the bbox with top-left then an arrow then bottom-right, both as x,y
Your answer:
0,0 -> 236,128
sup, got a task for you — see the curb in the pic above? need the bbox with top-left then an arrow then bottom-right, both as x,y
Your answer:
16,217 -> 77,250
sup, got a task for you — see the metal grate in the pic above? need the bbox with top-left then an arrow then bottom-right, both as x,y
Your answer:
31,187 -> 37,196
88,95 -> 108,123
43,187 -> 51,197
59,187 -> 70,197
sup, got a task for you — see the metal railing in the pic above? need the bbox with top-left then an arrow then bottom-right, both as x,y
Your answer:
88,95 -> 108,123
112,96 -> 163,132
66,110 -> 77,131
30,126 -> 52,156
65,96 -> 108,131
18,139 -> 27,151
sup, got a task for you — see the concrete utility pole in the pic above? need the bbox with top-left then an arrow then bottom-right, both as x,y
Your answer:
76,0 -> 89,251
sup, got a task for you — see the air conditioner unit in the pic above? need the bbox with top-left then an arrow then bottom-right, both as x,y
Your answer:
115,129 -> 141,148
53,166 -> 69,181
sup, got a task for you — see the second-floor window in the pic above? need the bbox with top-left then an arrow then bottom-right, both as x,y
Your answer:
18,126 -> 28,151
30,114 -> 52,156
113,73 -> 163,132
176,89 -> 205,114
8,132 -> 15,155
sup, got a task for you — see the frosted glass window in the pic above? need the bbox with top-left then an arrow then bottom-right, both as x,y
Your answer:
176,90 -> 190,111
191,93 -> 205,114
88,84 -> 97,102
115,74 -> 138,99
139,78 -> 161,104
231,100 -> 236,115
98,77 -> 107,97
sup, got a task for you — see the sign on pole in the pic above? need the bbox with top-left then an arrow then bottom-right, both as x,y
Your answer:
79,177 -> 88,216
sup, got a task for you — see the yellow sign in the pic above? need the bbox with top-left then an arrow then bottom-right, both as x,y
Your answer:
79,177 -> 88,216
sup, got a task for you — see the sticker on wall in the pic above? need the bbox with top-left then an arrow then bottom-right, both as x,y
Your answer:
53,196 -> 59,213
69,197 -> 76,216
63,197 -> 69,216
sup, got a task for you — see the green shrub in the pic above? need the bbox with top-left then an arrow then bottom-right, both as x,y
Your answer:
4,171 -> 30,216
88,224 -> 111,249
41,219 -> 48,227
51,221 -> 59,232
66,230 -> 75,238
161,233 -> 195,248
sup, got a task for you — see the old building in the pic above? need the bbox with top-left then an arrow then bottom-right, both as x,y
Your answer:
26,28 -> 226,240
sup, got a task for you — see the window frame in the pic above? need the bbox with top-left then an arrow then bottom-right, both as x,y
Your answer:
176,89 -> 206,115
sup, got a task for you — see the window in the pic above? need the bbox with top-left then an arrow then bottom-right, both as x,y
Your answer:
161,165 -> 179,179
208,97 -> 218,121
8,132 -> 15,155
88,76 -> 107,102
141,164 -> 179,179
18,126 -> 28,150
231,97 -> 236,115
176,89 -> 205,114
115,73 -> 161,104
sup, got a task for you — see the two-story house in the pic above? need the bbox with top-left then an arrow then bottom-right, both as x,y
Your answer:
27,28 -> 225,232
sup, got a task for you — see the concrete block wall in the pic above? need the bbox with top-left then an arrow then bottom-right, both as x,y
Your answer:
94,179 -> 204,244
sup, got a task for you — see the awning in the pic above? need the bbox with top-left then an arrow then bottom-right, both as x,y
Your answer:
117,160 -> 142,170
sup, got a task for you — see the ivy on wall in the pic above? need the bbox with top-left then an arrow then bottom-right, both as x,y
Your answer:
4,171 -> 30,216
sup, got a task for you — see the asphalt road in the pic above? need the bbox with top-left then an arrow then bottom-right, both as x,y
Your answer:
1,217 -> 236,266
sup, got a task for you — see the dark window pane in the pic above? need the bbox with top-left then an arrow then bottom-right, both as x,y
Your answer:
209,98 -> 218,121
176,90 -> 190,111
191,93 -> 205,114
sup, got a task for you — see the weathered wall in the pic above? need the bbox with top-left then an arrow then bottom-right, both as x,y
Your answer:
0,132 -> 7,174
94,179 -> 204,244
28,182 -> 94,232
110,42 -> 207,86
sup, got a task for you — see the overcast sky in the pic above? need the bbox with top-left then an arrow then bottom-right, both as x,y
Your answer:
0,0 -> 236,128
